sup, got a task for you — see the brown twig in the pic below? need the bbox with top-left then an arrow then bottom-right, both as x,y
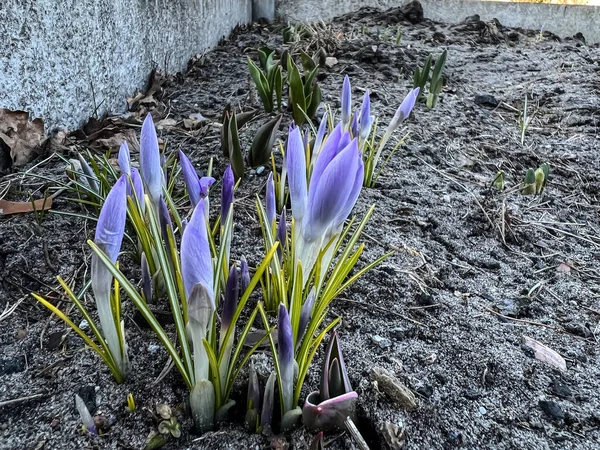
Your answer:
0,393 -> 45,408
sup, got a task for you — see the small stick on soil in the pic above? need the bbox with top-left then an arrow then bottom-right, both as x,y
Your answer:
484,307 -> 560,332
0,393 -> 45,409
344,417 -> 370,450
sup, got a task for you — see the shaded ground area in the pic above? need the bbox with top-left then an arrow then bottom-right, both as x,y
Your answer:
1,4 -> 599,449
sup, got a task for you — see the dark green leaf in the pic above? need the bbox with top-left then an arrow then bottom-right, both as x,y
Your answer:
248,58 -> 273,112
221,111 -> 231,157
288,57 -> 306,125
249,115 -> 282,168
300,50 -> 316,72
307,83 -> 322,120
274,66 -> 283,111
228,113 -> 245,180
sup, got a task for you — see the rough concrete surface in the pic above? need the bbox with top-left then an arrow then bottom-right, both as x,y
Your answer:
0,0 -> 251,132
276,0 -> 600,44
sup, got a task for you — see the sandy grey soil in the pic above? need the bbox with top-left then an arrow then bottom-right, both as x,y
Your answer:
1,3 -> 599,449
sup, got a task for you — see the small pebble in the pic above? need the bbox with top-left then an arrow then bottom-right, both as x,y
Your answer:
148,344 -> 161,353
79,319 -> 89,330
370,335 -> 392,349
551,379 -> 572,399
539,400 -> 564,421
479,406 -> 487,415
256,166 -> 265,175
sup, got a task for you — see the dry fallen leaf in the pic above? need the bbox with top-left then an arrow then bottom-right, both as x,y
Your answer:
96,129 -> 140,153
523,336 -> 567,372
0,197 -> 53,215
0,108 -> 45,166
156,118 -> 177,130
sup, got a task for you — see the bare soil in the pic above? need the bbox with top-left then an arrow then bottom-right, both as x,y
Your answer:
1,3 -> 599,450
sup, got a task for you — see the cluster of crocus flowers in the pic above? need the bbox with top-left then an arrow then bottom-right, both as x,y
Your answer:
286,122 -> 364,281
340,74 -> 420,187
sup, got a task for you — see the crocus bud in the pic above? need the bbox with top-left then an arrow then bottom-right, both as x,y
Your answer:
159,196 -> 172,244
240,257 -> 250,295
118,141 -> 131,176
94,175 -> 127,263
303,130 -> 363,241
350,109 -> 359,139
141,252 -> 152,303
359,90 -> 374,142
286,126 -> 307,221
179,150 -> 202,207
92,175 -> 128,376
266,172 -> 276,226
221,265 -> 239,333
130,168 -> 145,213
297,289 -> 316,349
140,114 -> 162,204
75,394 -> 97,435
221,165 -> 234,226
312,112 -> 329,161
341,75 -> 351,130
388,87 -> 419,133
278,304 -> 294,414
276,209 -> 287,261
181,199 -> 214,305
77,154 -> 99,195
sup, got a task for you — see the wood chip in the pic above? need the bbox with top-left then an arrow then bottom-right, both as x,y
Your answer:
523,336 -> 567,372
0,197 -> 53,215
371,367 -> 418,410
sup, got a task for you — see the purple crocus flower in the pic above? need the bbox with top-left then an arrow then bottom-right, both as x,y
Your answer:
341,75 -> 351,130
303,124 -> 364,241
180,150 -> 202,207
95,175 -> 127,262
266,172 -> 275,226
139,114 -> 163,204
181,199 -> 214,305
141,251 -> 152,303
286,126 -> 307,222
276,209 -> 287,261
359,90 -> 374,143
389,87 -> 420,132
240,257 -> 250,295
297,289 -> 316,349
350,109 -> 359,139
91,175 -> 128,376
77,154 -> 99,195
278,303 -> 294,414
130,168 -> 145,213
221,265 -> 239,332
118,142 -> 131,176
221,165 -> 234,226
312,112 -> 329,161
199,177 -> 215,197
179,149 -> 216,209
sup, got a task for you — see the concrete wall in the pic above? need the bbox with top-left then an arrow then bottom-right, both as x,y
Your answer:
277,0 -> 600,44
0,0 -> 252,132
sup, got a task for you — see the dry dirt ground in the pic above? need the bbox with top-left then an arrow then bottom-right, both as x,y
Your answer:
1,3 -> 599,449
